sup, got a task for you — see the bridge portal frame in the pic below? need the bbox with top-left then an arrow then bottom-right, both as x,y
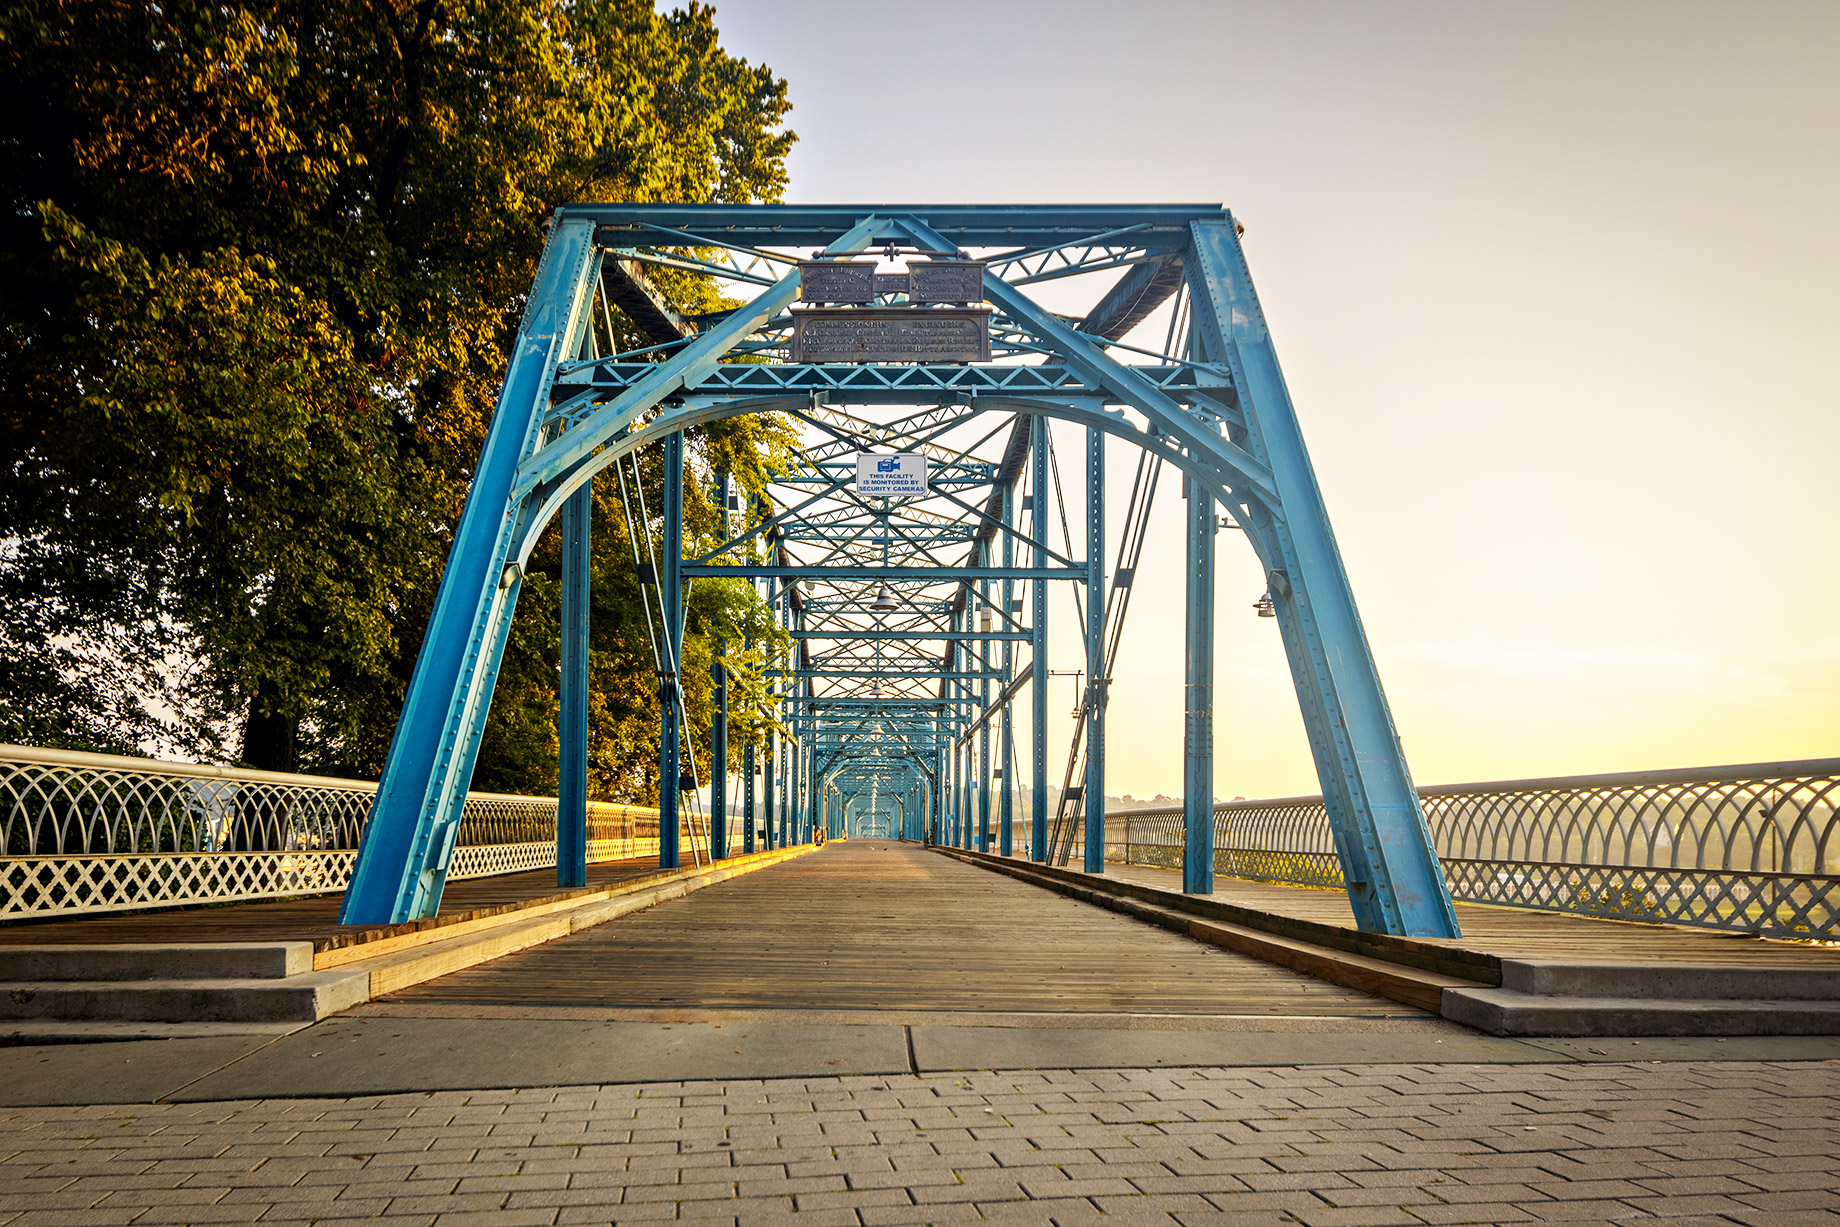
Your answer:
336,203 -> 1461,938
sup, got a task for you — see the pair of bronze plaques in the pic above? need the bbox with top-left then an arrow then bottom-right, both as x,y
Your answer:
791,259 -> 991,364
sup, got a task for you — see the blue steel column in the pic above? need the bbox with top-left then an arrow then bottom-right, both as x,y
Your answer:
977,568 -> 992,853
956,739 -> 968,848
999,481 -> 1015,857
557,481 -> 591,888
936,747 -> 946,844
786,736 -> 797,845
796,743 -> 807,844
1031,416 -> 1049,863
658,431 -> 684,870
775,585 -> 789,847
1186,217 -> 1460,938
711,471 -> 729,860
763,725 -> 776,850
962,734 -> 973,848
743,738 -> 757,854
807,746 -> 818,843
777,715 -> 788,846
948,740 -> 959,847
1183,475 -> 1216,895
1083,427 -> 1106,874
926,756 -> 937,842
339,219 -> 598,924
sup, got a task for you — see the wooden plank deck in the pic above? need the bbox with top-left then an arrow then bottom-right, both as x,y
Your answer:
1105,862 -> 1840,966
377,840 -> 1418,1017
0,857 -> 672,950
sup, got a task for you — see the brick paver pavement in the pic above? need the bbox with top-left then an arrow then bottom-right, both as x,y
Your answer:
2,1061 -> 1835,1226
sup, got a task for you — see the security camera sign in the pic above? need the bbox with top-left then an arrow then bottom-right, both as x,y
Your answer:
855,452 -> 928,497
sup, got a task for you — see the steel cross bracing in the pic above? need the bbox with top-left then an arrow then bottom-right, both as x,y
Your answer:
336,203 -> 1461,938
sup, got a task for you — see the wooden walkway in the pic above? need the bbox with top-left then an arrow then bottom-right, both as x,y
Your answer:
0,858 -> 671,950
376,841 -> 1416,1017
1107,862 -> 1840,967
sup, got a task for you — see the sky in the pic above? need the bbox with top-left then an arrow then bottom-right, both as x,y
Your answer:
707,0 -> 1840,800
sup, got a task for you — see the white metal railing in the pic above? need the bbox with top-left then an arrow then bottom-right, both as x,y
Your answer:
1092,758 -> 1840,938
0,745 -> 669,919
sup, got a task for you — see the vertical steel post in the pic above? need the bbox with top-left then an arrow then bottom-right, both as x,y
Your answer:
557,481 -> 591,889
1184,475 -> 1216,895
808,746 -> 818,843
1000,482 -> 1015,857
763,724 -> 776,850
743,739 -> 757,854
931,746 -> 942,844
711,471 -> 729,861
776,581 -> 789,847
1031,415 -> 1049,863
658,431 -> 684,870
1084,427 -> 1106,874
961,737 -> 972,849
977,566 -> 992,853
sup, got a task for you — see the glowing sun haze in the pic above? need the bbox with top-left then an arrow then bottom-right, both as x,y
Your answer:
710,0 -> 1840,799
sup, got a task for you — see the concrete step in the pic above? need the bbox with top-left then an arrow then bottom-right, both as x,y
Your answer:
0,943 -> 313,982
0,970 -> 371,1023
1499,959 -> 1840,1000
0,845 -> 822,1028
0,1020 -> 309,1045
1444,987 -> 1840,1037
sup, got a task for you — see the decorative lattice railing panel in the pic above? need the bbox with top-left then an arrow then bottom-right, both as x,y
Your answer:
0,745 -> 671,919
1101,757 -> 1840,938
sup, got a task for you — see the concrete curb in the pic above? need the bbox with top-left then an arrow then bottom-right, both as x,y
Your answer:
0,943 -> 315,980
1444,987 -> 1840,1036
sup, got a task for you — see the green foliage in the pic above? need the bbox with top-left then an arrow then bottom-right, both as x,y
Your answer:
0,0 -> 794,798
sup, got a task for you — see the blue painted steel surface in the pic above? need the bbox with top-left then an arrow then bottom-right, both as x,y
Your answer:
743,740 -> 756,854
337,202 -> 1458,938
1183,217 -> 1459,937
658,431 -> 684,870
999,481 -> 1016,859
1084,427 -> 1106,875
1183,475 -> 1215,896
338,219 -> 599,925
1031,415 -> 1050,864
557,483 -> 590,889
763,726 -> 776,851
708,471 -> 730,861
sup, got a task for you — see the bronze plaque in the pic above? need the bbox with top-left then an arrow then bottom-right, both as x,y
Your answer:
799,261 -> 874,303
873,273 -> 910,297
792,308 -> 993,363
908,260 -> 986,303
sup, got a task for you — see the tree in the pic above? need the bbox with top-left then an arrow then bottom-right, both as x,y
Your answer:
0,0 -> 794,796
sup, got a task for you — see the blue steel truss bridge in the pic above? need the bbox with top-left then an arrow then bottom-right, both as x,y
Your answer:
337,203 -> 1461,939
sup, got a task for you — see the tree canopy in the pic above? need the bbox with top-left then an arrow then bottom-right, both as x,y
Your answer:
0,0 -> 796,802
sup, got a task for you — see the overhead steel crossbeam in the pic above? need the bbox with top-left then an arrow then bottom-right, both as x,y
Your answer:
337,202 -> 1460,939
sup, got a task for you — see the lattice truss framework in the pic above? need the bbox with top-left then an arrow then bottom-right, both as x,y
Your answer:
338,205 -> 1462,938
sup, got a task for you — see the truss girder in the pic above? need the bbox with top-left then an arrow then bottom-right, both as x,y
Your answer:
338,201 -> 1459,939
1079,255 -> 1185,341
